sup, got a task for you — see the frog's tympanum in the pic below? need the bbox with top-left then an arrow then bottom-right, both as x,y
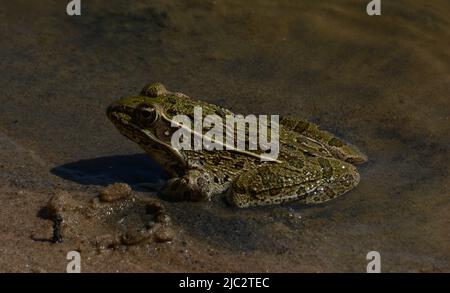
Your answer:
107,83 -> 367,208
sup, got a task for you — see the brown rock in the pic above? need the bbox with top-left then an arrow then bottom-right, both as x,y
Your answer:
47,191 -> 79,217
154,227 -> 175,243
99,183 -> 132,202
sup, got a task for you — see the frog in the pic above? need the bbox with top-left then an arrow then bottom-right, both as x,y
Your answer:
106,83 -> 367,208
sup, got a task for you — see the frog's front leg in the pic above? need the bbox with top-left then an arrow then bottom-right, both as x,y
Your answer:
160,168 -> 214,202
227,158 -> 360,208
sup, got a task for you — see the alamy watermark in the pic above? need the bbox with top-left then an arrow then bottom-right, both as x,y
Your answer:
66,0 -> 81,16
66,251 -> 81,273
367,0 -> 382,16
64,249 -> 381,273
170,107 -> 280,161
66,1 -> 381,17
366,251 -> 381,273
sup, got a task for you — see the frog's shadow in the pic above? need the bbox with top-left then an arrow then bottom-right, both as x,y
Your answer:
50,153 -> 167,187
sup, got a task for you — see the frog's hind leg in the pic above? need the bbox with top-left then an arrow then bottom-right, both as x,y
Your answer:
227,158 -> 360,208
280,116 -> 367,164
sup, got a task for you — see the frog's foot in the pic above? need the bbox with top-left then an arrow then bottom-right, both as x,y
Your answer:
280,116 -> 367,164
160,169 -> 213,202
227,158 -> 360,208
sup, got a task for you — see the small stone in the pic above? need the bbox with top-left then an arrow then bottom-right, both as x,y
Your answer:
90,197 -> 101,209
154,228 -> 174,243
155,213 -> 171,224
145,200 -> 165,214
120,229 -> 152,245
99,183 -> 132,202
145,221 -> 156,229
95,234 -> 119,250
47,191 -> 78,217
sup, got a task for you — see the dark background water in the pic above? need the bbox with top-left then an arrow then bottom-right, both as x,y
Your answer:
0,0 -> 448,272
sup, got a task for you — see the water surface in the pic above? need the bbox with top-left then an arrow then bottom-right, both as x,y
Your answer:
0,0 -> 448,272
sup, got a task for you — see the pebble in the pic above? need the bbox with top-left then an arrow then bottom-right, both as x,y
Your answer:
99,183 -> 132,202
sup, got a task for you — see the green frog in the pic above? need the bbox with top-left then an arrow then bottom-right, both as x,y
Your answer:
107,83 -> 367,208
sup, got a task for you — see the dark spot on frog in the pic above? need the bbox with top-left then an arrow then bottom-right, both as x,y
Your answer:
296,186 -> 307,195
167,108 -> 178,115
234,161 -> 244,169
324,186 -> 336,198
294,121 -> 310,133
197,177 -> 207,188
328,137 -> 344,147
269,188 -> 281,196
165,96 -> 176,104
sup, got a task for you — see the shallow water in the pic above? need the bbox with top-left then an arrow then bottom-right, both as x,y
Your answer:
0,0 -> 449,272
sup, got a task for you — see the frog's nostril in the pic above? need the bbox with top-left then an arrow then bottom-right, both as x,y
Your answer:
106,102 -> 119,117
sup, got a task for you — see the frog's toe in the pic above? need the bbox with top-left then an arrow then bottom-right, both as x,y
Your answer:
141,82 -> 168,97
342,145 -> 368,164
328,139 -> 368,164
226,187 -> 251,208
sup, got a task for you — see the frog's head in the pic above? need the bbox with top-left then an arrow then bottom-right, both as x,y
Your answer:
107,83 -> 186,176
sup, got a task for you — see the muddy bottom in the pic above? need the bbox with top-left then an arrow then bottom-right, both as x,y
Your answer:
0,0 -> 449,272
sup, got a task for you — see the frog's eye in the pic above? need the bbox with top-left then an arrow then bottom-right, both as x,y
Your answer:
138,104 -> 158,124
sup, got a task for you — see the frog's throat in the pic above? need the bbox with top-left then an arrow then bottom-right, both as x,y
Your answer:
140,127 -> 186,166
